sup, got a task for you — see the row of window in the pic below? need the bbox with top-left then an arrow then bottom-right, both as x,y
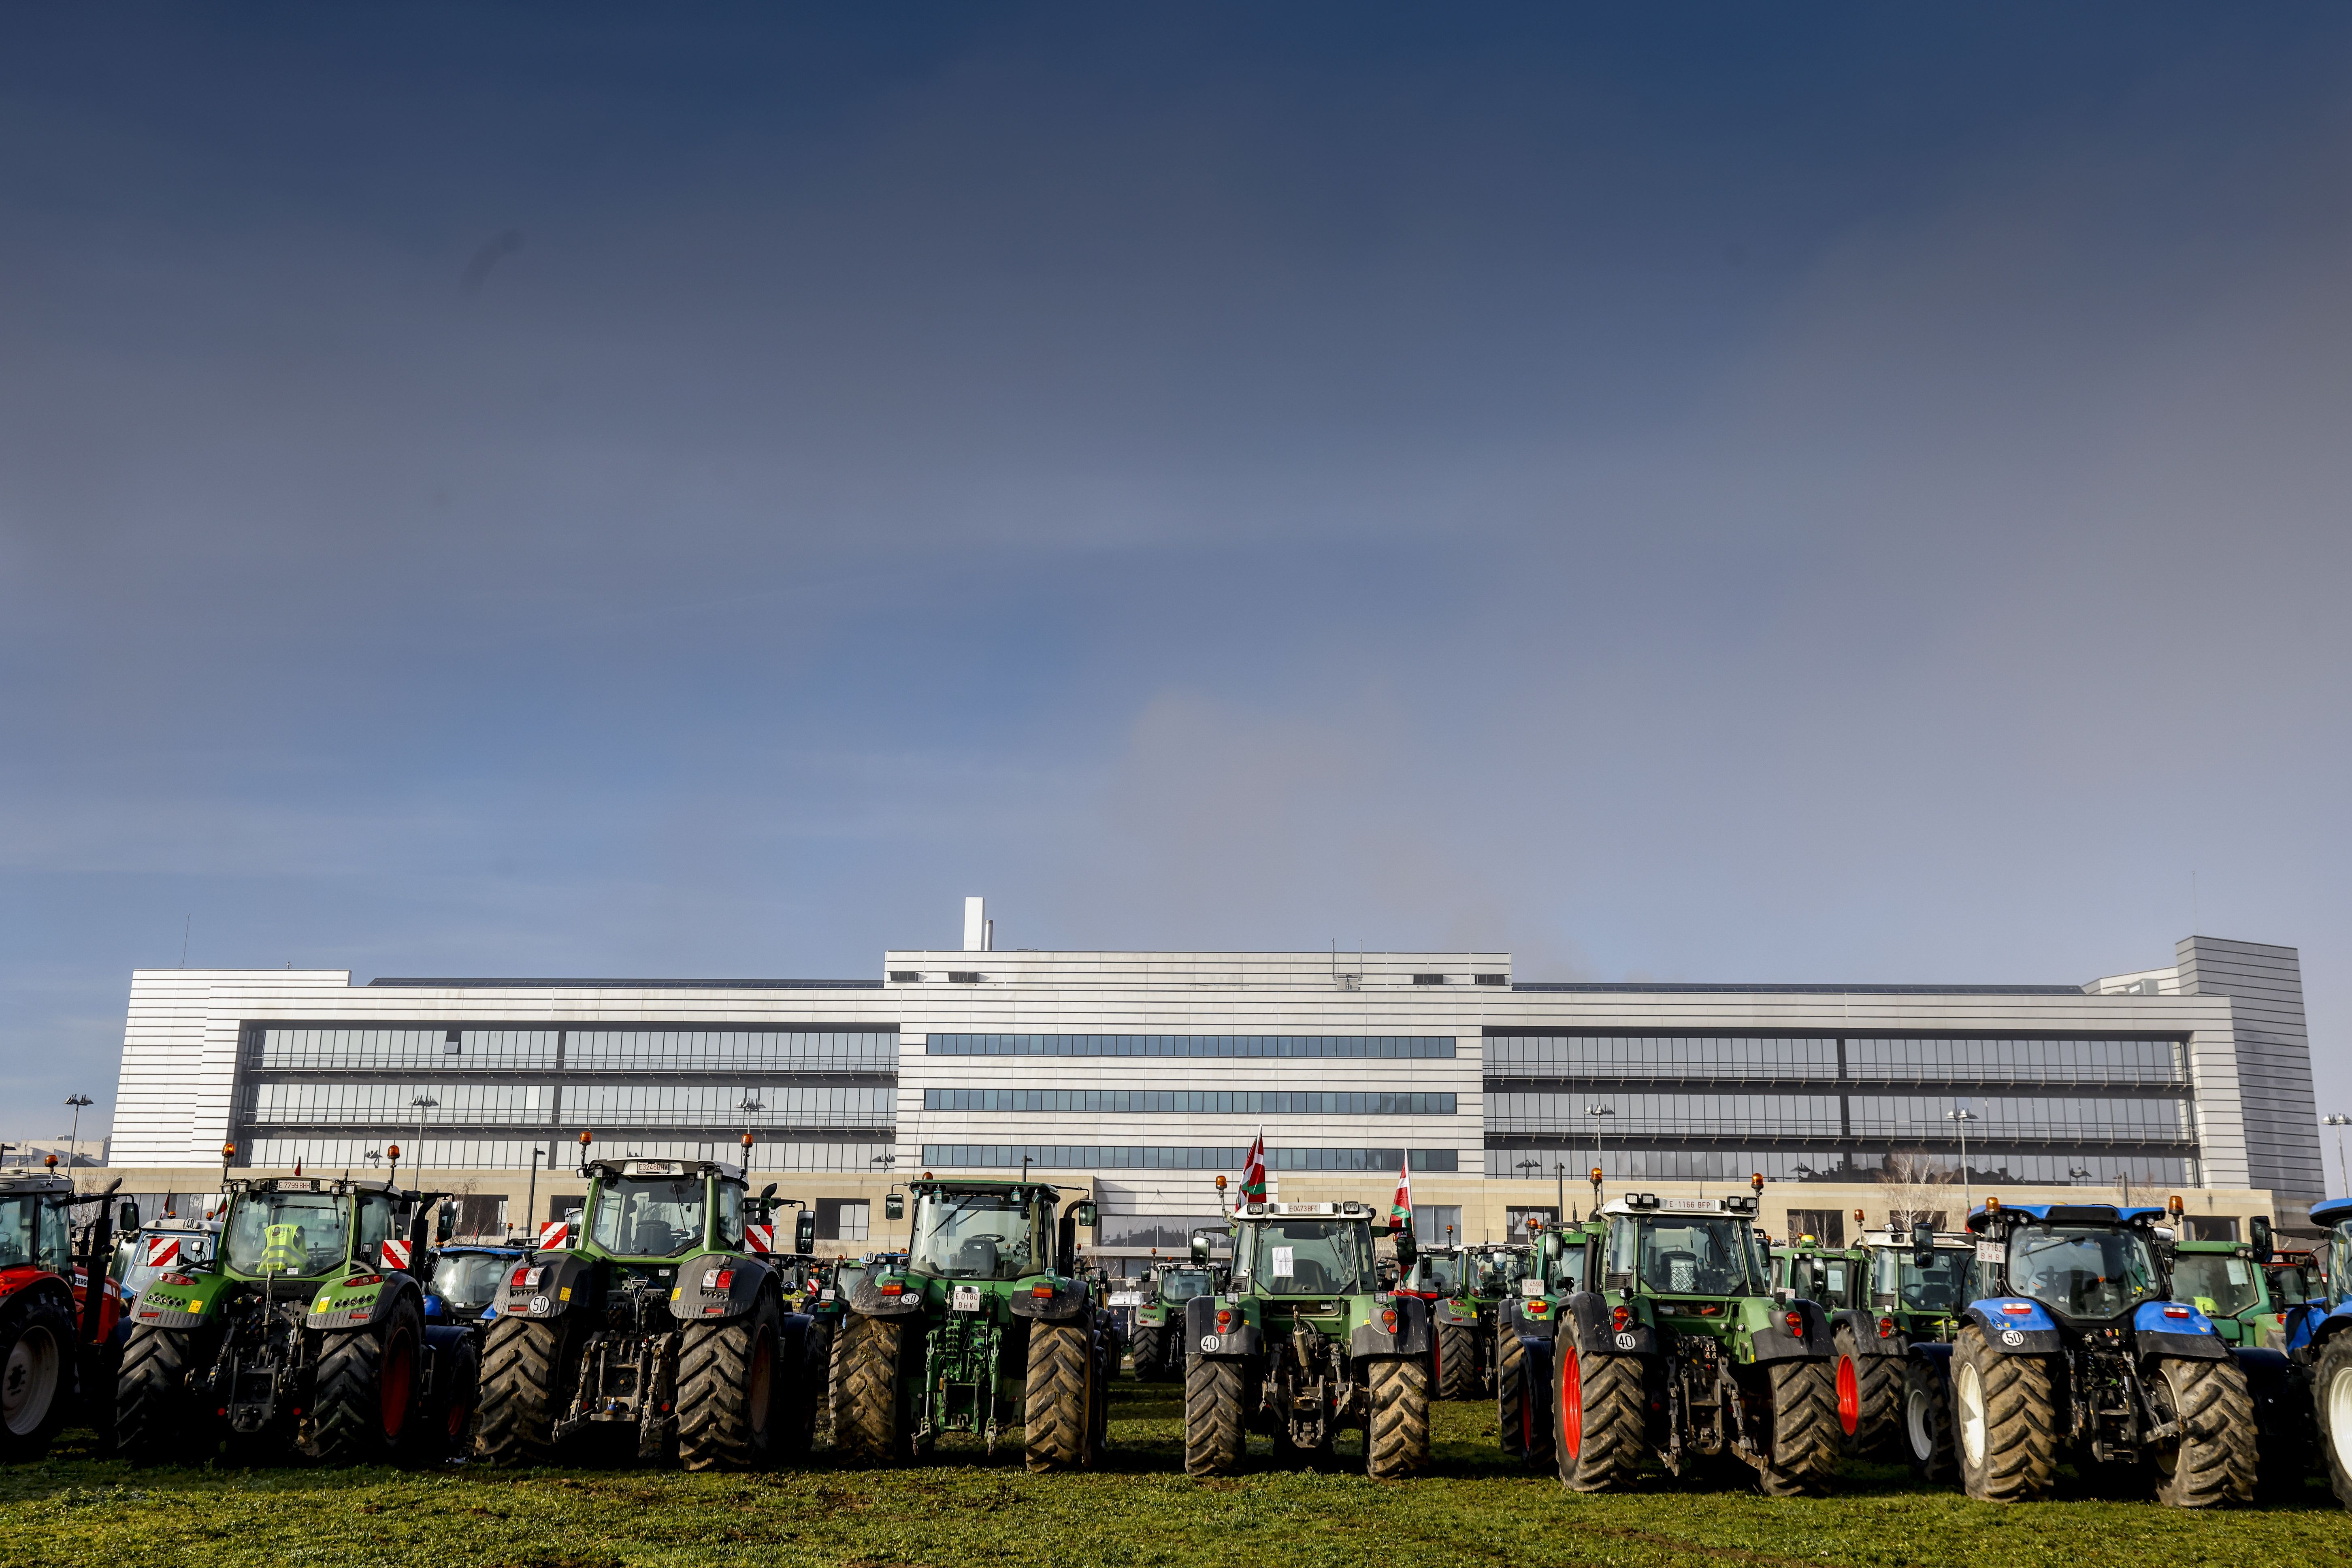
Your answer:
239,1137 -> 897,1173
918,1145 -> 1461,1172
1484,1034 -> 2184,1085
252,1027 -> 899,1073
1481,1147 -> 2197,1185
245,1081 -> 894,1127
924,1034 -> 1456,1059
1482,1092 -> 2192,1140
920,1089 -> 1457,1116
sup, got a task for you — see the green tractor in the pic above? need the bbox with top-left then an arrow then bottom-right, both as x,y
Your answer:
1773,1216 -> 1977,1475
473,1155 -> 822,1470
116,1171 -> 478,1464
1178,1199 -> 1433,1480
1125,1255 -> 1221,1381
1402,1242 -> 1525,1401
2170,1232 -> 2325,1350
1512,1191 -> 1840,1495
830,1177 -> 1112,1471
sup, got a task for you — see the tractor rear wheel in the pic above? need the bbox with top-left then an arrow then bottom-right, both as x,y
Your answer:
423,1334 -> 480,1459
1754,1359 -> 1838,1496
1130,1325 -> 1164,1381
2148,1355 -> 2256,1507
1437,1321 -> 1476,1401
679,1294 -> 786,1472
114,1325 -> 198,1464
1554,1344 -> 1644,1492
1024,1319 -> 1093,1472
2318,1332 -> 2352,1511
1952,1325 -> 2056,1502
1900,1356 -> 1956,1481
1366,1355 -> 1431,1479
474,1313 -> 582,1466
1183,1355 -> 1245,1476
0,1293 -> 73,1462
833,1311 -> 914,1464
1832,1325 -> 1898,1457
310,1298 -> 425,1464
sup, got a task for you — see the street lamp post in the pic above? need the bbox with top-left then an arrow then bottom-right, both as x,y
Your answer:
1946,1108 -> 1980,1211
1585,1106 -> 1616,1199
410,1095 -> 438,1175
63,1095 -> 94,1174
524,1145 -> 549,1240
2326,1116 -> 2352,1198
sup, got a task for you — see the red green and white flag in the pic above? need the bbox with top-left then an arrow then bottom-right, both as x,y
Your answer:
1389,1151 -> 1413,1230
1237,1130 -> 1266,1212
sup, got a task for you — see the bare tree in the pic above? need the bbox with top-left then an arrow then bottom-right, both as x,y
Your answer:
1875,1149 -> 1961,1234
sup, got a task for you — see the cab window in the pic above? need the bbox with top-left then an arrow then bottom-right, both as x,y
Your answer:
356,1195 -> 396,1266
715,1184 -> 742,1249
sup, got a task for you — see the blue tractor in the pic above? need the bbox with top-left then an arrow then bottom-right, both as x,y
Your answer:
1940,1197 -> 2258,1506
425,1240 -> 530,1327
2284,1195 -> 2352,1510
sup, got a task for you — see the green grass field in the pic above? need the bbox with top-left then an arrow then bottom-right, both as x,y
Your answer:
5,1381 -> 2347,1568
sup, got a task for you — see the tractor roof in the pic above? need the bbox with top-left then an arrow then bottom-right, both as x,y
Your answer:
1858,1230 -> 1971,1248
2311,1196 -> 2352,1228
1966,1202 -> 2165,1233
586,1158 -> 741,1183
1231,1200 -> 1378,1219
0,1173 -> 74,1197
908,1176 -> 1065,1202
1600,1193 -> 1760,1219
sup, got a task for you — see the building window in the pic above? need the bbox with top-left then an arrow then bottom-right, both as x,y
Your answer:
948,971 -> 982,984
1786,1208 -> 1847,1247
1475,974 -> 1506,986
1413,974 -> 1445,986
817,1199 -> 871,1243
1504,1206 -> 1557,1243
918,1144 -> 1459,1173
922,1089 -> 1456,1116
889,971 -> 920,982
927,1033 -> 1456,1059
1413,1205 -> 1464,1247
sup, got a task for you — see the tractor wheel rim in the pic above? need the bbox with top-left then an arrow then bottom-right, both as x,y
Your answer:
2329,1366 -> 2352,1476
379,1328 -> 415,1441
1559,1348 -> 1583,1460
1836,1355 -> 1860,1436
1956,1360 -> 1986,1469
1905,1383 -> 1934,1461
0,1325 -> 60,1436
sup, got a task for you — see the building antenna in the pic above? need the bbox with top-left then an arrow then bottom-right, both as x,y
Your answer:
181,914 -> 192,969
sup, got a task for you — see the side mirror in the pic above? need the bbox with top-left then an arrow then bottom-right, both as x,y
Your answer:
1072,1200 -> 1097,1228
1393,1227 -> 1417,1266
2250,1215 -> 2273,1258
795,1209 -> 818,1254
1190,1231 -> 1212,1265
1911,1221 -> 1935,1270
761,1182 -> 779,1203
118,1201 -> 141,1234
438,1202 -> 458,1234
884,1193 -> 904,1222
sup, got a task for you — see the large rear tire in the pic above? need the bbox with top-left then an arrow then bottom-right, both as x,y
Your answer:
473,1314 -> 581,1467
1952,1325 -> 2056,1503
1024,1319 -> 1093,1472
0,1293 -> 73,1462
2317,1332 -> 2352,1512
1183,1355 -> 1245,1477
1496,1325 -> 1543,1464
1130,1325 -> 1165,1381
310,1298 -> 425,1464
1755,1359 -> 1838,1497
1366,1356 -> 1431,1479
1553,1343 -> 1644,1492
114,1325 -> 198,1464
833,1312 -> 913,1464
421,1335 -> 480,1461
679,1295 -> 786,1472
2148,1355 -> 2256,1508
1832,1325 -> 1898,1457
1436,1321 -> 1476,1401
1901,1356 -> 1956,1481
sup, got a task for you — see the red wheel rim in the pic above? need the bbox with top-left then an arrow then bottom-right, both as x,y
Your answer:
1836,1354 -> 1860,1436
1559,1347 -> 1583,1460
379,1328 -> 415,1441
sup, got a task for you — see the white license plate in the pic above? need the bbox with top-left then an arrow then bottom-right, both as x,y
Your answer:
952,1285 -> 982,1312
1108,1291 -> 1143,1307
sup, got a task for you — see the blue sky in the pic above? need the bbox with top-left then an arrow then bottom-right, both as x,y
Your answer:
4,6 -> 2350,1147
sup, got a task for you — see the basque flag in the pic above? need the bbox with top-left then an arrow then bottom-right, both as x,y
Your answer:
1389,1150 -> 1412,1231
1237,1130 -> 1267,1212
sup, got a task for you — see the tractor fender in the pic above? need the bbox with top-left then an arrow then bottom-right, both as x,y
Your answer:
1557,1291 -> 1657,1359
2285,1299 -> 2352,1360
1500,1296 -> 1557,1343
1007,1277 -> 1092,1322
1349,1293 -> 1432,1359
847,1276 -> 927,1318
1183,1295 -> 1261,1359
1749,1297 -> 1832,1363
126,1268 -> 231,1331
2232,1345 -> 2306,1435
1960,1299 -> 2063,1355
1434,1296 -> 1480,1328
2130,1300 -> 2229,1361
0,1271 -> 75,1325
1907,1339 -> 1954,1373
307,1268 -> 422,1333
1831,1307 -> 1902,1357
667,1251 -> 773,1323
495,1250 -> 596,1322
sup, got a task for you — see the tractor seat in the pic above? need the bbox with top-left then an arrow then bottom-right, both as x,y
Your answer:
954,1236 -> 1002,1276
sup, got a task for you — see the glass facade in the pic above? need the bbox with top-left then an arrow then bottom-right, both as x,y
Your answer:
923,1089 -> 1455,1116
920,1145 -> 1459,1172
925,1034 -> 1455,1059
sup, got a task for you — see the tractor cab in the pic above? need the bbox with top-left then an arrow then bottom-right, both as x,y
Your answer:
902,1179 -> 1062,1283
1601,1193 -> 1775,1307
1399,1245 -> 1464,1301
426,1242 -> 527,1325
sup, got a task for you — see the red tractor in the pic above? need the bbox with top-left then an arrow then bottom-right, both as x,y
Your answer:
0,1163 -> 130,1459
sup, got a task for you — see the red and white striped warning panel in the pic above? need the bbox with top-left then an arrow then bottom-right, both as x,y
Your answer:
538,1220 -> 571,1251
143,1236 -> 181,1269
379,1238 -> 413,1270
745,1223 -> 776,1253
